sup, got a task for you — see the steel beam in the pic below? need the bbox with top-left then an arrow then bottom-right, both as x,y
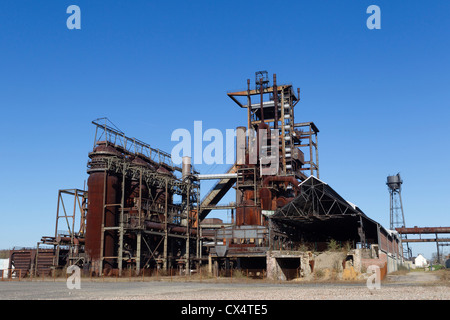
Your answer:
402,238 -> 450,243
396,227 -> 450,234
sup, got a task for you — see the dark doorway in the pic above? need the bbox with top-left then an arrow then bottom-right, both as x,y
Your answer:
276,257 -> 301,280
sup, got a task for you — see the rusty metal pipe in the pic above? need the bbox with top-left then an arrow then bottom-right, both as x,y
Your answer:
396,227 -> 450,234
259,78 -> 265,123
247,79 -> 251,132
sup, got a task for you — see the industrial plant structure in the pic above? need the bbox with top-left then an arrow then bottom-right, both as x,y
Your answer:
8,72 -> 408,280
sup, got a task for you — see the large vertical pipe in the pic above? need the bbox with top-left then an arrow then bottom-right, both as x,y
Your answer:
247,79 -> 252,164
247,79 -> 251,132
259,78 -> 265,123
281,89 -> 286,174
186,185 -> 190,274
273,74 -> 278,129
182,156 -> 192,180
258,78 -> 269,166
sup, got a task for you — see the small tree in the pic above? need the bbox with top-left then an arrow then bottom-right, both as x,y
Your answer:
327,239 -> 340,251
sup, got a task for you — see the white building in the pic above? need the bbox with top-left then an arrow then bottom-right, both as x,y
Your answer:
0,259 -> 10,278
414,254 -> 428,268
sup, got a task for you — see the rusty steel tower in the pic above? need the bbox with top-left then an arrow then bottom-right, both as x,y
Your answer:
387,173 -> 411,259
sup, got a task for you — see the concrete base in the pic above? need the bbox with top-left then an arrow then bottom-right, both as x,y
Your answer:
209,245 -> 405,281
266,251 -> 313,281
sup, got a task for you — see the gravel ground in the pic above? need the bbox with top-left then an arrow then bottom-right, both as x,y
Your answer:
0,272 -> 448,300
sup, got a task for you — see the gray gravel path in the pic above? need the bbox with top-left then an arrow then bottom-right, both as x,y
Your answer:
0,277 -> 448,300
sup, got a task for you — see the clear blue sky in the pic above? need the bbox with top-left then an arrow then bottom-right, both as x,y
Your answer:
0,1 -> 449,260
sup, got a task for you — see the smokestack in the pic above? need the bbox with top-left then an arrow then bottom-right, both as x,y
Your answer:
182,156 -> 192,180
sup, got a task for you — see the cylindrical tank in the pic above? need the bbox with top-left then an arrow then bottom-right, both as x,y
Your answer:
387,174 -> 402,190
85,171 -> 120,273
86,142 -> 122,274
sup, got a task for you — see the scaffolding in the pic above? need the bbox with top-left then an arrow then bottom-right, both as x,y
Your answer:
227,72 -> 319,180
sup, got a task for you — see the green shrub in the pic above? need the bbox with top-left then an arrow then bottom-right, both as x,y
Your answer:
327,239 -> 341,251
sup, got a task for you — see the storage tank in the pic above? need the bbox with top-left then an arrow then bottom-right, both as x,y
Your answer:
387,173 -> 402,191
86,142 -> 122,274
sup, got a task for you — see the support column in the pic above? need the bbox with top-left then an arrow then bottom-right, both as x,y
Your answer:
281,89 -> 286,174
315,133 -> 319,178
208,254 -> 213,275
309,127 -> 314,177
118,165 -> 126,276
163,179 -> 168,270
196,187 -> 201,262
186,185 -> 190,274
214,260 -> 219,277
136,170 -> 142,275
136,231 -> 141,275
247,79 -> 251,132
54,191 -> 61,268
436,234 -> 440,263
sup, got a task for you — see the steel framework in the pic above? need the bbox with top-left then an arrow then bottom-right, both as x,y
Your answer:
387,174 -> 412,259
272,176 -> 377,248
86,120 -> 202,276
395,226 -> 450,263
41,189 -> 87,268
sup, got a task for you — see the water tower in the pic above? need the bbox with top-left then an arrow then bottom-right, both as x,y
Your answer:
387,173 -> 411,258
387,174 -> 405,230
